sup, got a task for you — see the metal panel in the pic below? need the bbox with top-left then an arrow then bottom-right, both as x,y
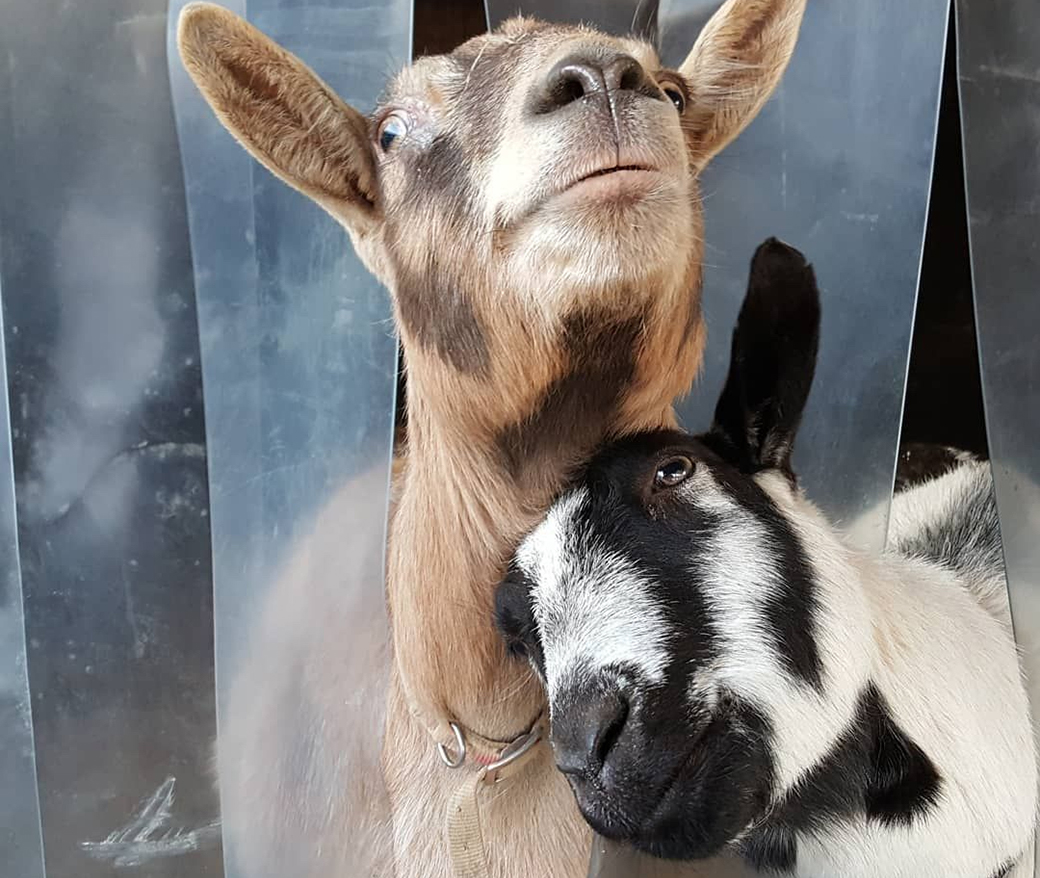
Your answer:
661,0 -> 948,549
0,282 -> 46,878
168,1 -> 409,877
956,0 -> 1040,873
0,2 -> 222,877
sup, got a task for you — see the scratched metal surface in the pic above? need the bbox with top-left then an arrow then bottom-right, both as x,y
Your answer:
168,1 -> 407,877
0,285 -> 46,878
0,1 -> 223,876
956,0 -> 1040,874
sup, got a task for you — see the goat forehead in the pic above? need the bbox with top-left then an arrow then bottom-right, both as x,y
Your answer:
516,489 -> 672,693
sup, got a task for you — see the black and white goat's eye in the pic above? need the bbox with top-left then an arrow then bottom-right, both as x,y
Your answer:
662,84 -> 685,113
378,111 -> 410,151
654,455 -> 694,489
505,638 -> 528,660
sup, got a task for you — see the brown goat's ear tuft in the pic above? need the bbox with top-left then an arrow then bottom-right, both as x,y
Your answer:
679,0 -> 806,172
177,2 -> 380,234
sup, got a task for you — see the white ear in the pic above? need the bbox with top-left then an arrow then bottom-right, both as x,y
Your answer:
679,0 -> 807,172
177,2 -> 380,236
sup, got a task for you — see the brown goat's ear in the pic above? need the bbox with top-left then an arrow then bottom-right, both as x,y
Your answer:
680,0 -> 806,172
177,2 -> 379,235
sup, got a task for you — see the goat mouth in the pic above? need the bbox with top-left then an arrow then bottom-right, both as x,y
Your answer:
566,164 -> 658,190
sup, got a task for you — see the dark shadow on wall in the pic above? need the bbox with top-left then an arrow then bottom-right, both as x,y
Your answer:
901,7 -> 988,459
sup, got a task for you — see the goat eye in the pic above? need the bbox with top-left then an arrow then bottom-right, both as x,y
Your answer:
662,84 -> 685,113
505,638 -> 528,660
378,112 -> 409,151
654,455 -> 694,488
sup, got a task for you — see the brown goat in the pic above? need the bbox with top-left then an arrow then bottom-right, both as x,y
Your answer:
177,3 -> 805,876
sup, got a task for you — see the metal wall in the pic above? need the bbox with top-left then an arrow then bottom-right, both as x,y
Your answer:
168,1 -> 408,876
660,0 -> 948,550
0,0 -> 1036,877
957,0 -> 1040,873
0,2 -> 221,875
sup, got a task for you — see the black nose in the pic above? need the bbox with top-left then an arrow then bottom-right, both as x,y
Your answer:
552,686 -> 630,777
538,51 -> 651,113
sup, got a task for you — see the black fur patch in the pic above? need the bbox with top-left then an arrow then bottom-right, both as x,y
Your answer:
576,443 -> 723,680
895,442 -> 980,493
392,259 -> 489,373
709,237 -> 820,480
393,344 -> 407,449
493,561 -> 545,676
494,309 -> 643,483
738,823 -> 796,873
742,682 -> 944,868
409,134 -> 473,207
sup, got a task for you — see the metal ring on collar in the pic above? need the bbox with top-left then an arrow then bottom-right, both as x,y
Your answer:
437,721 -> 467,769
483,726 -> 543,784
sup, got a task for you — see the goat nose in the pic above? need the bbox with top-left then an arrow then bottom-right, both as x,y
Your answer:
540,52 -> 649,112
551,688 -> 629,777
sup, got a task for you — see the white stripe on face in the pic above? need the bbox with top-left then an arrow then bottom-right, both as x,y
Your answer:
675,468 -> 786,701
516,488 -> 672,706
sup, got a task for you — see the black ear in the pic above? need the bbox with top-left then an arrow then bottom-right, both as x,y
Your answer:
709,237 -> 821,477
493,565 -> 537,661
632,0 -> 660,49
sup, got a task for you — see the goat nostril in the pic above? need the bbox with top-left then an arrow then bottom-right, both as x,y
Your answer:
560,74 -> 587,105
537,52 -> 650,115
553,690 -> 630,777
543,58 -> 606,112
606,57 -> 646,94
590,695 -> 628,766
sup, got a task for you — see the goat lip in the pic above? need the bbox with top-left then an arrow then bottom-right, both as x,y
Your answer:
561,165 -> 661,194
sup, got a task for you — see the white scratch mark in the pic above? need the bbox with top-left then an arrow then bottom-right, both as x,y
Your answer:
841,211 -> 880,225
978,64 -> 1040,85
80,777 -> 220,868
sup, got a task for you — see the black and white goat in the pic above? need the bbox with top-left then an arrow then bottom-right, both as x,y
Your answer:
494,239 -> 1038,878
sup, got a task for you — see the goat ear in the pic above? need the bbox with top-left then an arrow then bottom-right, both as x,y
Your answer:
177,3 -> 379,236
679,0 -> 806,172
709,237 -> 820,475
493,567 -> 536,661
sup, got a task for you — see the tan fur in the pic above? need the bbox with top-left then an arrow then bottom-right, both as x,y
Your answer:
177,3 -> 804,876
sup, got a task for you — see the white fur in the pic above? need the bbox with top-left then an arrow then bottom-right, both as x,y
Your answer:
763,466 -> 1036,877
517,488 -> 672,706
523,460 -> 1038,877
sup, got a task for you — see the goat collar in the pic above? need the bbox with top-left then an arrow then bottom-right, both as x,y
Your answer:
436,710 -> 548,782
435,711 -> 549,878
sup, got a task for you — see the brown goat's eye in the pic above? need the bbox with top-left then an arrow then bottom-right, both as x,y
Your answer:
654,455 -> 694,489
378,111 -> 410,151
662,84 -> 685,113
